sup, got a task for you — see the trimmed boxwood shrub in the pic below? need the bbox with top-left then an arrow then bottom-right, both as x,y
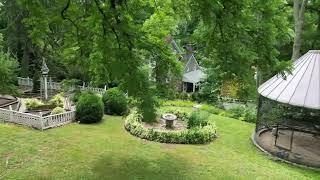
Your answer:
102,87 -> 128,115
124,110 -> 216,144
76,93 -> 104,124
71,90 -> 82,103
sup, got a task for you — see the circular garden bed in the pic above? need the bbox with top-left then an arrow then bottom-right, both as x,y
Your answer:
124,109 -> 217,144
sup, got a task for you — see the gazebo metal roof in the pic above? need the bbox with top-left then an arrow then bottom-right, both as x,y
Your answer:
258,50 -> 320,109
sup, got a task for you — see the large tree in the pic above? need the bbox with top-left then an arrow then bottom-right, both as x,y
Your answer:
189,0 -> 291,101
10,0 -> 186,121
291,0 -> 308,60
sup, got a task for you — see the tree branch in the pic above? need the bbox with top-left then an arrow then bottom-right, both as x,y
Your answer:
61,0 -> 81,50
93,0 -> 121,48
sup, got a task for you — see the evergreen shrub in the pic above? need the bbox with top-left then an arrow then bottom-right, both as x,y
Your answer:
76,93 -> 104,124
102,87 -> 128,115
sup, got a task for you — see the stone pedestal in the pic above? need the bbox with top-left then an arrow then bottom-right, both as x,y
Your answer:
162,113 -> 177,129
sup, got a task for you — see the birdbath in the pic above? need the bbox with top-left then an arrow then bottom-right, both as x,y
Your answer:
162,113 -> 177,129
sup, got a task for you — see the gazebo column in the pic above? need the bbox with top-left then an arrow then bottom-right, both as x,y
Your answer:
193,83 -> 196,92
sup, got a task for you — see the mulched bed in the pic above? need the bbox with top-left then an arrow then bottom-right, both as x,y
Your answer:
143,118 -> 187,131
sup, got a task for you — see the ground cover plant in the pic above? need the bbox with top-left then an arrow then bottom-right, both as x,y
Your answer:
25,94 -> 65,111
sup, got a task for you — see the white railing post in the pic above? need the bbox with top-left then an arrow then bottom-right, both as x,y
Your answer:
49,77 -> 52,90
39,112 -> 44,131
9,105 -> 12,122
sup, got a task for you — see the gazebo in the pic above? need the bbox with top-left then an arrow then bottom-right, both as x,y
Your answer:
254,50 -> 320,168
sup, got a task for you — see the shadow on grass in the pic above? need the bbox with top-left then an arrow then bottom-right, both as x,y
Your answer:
91,153 -> 190,180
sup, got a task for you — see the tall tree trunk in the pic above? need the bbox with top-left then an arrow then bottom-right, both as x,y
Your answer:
291,0 -> 308,61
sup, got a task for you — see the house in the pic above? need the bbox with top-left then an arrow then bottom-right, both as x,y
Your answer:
166,36 -> 206,92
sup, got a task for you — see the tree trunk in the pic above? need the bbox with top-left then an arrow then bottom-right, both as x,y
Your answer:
291,0 -> 308,61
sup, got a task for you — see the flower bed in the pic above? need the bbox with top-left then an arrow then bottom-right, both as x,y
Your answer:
124,110 -> 217,144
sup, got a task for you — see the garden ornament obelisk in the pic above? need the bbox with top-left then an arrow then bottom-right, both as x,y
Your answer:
41,58 -> 49,100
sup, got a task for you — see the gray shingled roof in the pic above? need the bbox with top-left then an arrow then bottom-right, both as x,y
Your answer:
171,39 -> 182,54
258,50 -> 320,109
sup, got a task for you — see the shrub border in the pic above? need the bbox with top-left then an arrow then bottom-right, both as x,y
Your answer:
124,110 -> 217,144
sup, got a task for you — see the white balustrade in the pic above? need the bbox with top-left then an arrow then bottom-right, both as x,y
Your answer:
17,77 -> 33,87
41,110 -> 75,130
18,77 -> 106,94
0,108 -> 75,130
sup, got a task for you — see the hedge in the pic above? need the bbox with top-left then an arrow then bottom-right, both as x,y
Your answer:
124,110 -> 216,144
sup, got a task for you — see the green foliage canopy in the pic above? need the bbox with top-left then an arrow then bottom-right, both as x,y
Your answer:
0,34 -> 18,95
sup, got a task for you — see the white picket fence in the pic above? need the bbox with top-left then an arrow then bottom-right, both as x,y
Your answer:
17,77 -> 33,87
79,86 -> 106,95
0,108 -> 75,130
42,110 -> 75,130
47,81 -> 62,91
17,77 -> 106,95
220,96 -> 254,103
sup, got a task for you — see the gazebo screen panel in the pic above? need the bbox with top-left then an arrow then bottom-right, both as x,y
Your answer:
256,96 -> 320,132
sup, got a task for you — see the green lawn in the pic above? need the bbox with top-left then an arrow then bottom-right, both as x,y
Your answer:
0,107 -> 319,179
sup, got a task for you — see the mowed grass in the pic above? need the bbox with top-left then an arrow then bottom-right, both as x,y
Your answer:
0,108 -> 319,179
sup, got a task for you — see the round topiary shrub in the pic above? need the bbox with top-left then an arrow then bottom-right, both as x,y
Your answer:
102,87 -> 128,115
76,93 -> 104,124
